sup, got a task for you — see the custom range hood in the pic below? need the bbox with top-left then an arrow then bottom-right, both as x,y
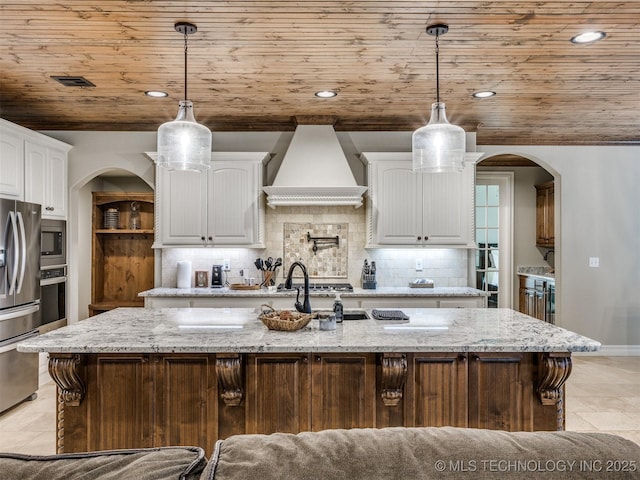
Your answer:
263,125 -> 367,208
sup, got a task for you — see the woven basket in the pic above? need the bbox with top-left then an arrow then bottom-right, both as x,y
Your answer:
258,305 -> 314,331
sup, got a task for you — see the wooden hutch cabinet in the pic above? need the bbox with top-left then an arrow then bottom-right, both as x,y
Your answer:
90,192 -> 154,316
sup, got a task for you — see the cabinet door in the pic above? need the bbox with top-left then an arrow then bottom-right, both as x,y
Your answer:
246,354 -> 311,434
311,353 -> 376,431
0,126 -> 24,199
154,355 -> 218,450
371,161 -> 422,244
405,353 -> 468,427
157,167 -> 208,245
46,147 -> 68,218
25,141 -> 47,208
468,352 -> 534,431
86,354 -> 154,451
422,165 -> 474,245
25,142 -> 68,219
209,161 -> 259,245
536,183 -> 554,247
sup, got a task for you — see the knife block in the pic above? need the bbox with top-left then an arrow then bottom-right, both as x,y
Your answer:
361,272 -> 377,289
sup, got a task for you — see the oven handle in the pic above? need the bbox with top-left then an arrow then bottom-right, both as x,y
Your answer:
40,276 -> 67,286
0,329 -> 39,354
0,303 -> 40,322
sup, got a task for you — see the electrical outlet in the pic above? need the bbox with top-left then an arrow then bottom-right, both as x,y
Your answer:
588,257 -> 599,268
415,259 -> 423,271
223,259 -> 231,271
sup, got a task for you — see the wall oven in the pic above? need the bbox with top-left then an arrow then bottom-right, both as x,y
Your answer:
41,219 -> 66,268
40,266 -> 66,332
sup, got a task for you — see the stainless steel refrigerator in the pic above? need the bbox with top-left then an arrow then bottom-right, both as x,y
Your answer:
0,199 -> 41,413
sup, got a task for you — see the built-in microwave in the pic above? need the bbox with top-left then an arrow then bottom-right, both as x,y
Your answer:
41,219 -> 66,268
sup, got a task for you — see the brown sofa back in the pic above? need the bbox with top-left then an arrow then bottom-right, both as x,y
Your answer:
203,427 -> 640,480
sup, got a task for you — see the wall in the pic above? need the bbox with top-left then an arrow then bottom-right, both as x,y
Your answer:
42,131 -> 640,351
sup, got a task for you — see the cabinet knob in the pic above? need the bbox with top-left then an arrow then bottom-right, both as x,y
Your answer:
417,236 -> 422,240
315,355 -> 321,362
201,236 -> 206,241
208,236 -> 212,241
458,354 -> 467,363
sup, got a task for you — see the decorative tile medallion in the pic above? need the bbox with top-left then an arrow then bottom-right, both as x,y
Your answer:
283,223 -> 348,278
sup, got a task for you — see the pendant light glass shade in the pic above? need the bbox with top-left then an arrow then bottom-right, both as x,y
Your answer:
157,100 -> 212,171
156,22 -> 211,172
412,24 -> 465,173
412,101 -> 465,173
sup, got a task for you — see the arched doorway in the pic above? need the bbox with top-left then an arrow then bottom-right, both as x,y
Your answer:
476,154 -> 558,311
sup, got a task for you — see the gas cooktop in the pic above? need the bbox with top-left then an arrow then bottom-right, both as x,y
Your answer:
276,283 -> 353,292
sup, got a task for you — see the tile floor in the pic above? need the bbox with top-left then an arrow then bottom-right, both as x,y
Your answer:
0,355 -> 638,455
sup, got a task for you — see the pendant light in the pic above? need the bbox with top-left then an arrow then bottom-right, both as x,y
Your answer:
157,22 -> 211,171
412,24 -> 465,173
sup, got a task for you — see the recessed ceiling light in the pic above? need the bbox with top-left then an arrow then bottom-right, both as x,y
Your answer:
145,90 -> 169,98
314,90 -> 337,98
472,91 -> 496,99
571,31 -> 606,44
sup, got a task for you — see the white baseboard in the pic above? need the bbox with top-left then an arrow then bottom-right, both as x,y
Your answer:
573,345 -> 640,356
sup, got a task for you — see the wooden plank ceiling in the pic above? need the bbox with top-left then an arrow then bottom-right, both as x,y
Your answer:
1,1 -> 638,145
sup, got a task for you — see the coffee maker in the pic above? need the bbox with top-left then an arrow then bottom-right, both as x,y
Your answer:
211,265 -> 224,288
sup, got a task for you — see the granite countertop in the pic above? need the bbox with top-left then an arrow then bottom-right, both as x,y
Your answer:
138,286 -> 489,298
18,307 -> 599,354
517,266 -> 555,281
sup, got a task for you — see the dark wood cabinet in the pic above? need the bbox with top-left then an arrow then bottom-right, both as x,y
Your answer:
468,353 -> 534,431
311,353 -> 376,431
405,353 -> 468,428
51,350 -> 567,455
246,353 -> 311,434
535,181 -> 554,247
519,275 -> 554,323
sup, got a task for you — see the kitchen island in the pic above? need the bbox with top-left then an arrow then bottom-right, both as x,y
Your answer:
18,307 -> 599,455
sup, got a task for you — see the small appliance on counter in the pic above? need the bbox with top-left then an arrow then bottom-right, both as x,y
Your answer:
211,265 -> 224,288
361,259 -> 377,289
409,278 -> 434,288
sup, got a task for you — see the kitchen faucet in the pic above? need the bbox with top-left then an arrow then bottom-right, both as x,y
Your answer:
284,261 -> 311,313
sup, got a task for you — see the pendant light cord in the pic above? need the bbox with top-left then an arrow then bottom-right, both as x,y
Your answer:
183,29 -> 189,101
435,31 -> 440,104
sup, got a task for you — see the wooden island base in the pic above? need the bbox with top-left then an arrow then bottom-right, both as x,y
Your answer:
48,351 -> 571,455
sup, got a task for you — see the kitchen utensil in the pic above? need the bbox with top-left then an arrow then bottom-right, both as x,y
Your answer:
272,257 -> 282,270
255,258 -> 264,271
265,257 -> 273,270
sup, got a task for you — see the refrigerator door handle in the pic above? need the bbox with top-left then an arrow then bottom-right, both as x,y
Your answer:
15,211 -> 27,294
0,329 -> 39,354
7,211 -> 19,295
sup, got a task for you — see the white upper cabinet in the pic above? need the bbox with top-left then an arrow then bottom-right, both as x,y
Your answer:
362,152 -> 477,248
1,119 -> 71,217
0,122 -> 24,199
155,152 -> 269,247
25,140 -> 69,219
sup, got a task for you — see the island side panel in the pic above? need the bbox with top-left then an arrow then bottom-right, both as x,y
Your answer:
404,353 -> 468,428
245,353 -> 311,434
468,352 -> 533,431
49,350 -> 570,453
154,354 -> 219,451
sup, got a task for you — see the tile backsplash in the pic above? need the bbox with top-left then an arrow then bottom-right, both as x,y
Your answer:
283,222 -> 348,278
160,206 -> 471,288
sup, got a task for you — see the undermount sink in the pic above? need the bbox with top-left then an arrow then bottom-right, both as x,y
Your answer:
314,310 -> 370,320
